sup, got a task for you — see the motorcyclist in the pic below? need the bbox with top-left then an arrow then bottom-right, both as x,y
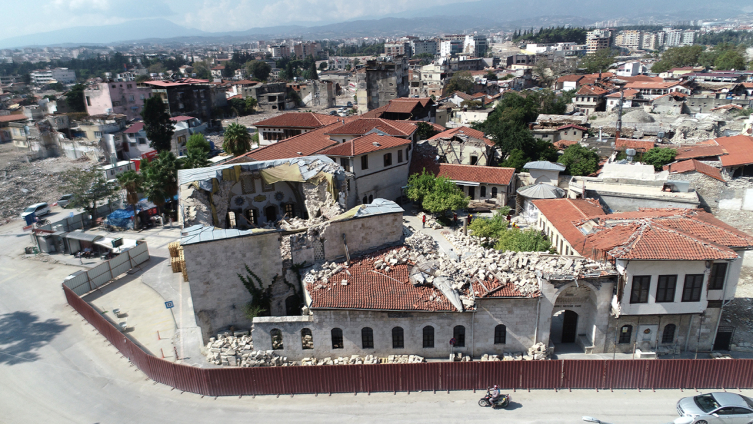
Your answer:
489,385 -> 501,404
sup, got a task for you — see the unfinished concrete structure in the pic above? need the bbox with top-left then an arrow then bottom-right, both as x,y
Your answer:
355,57 -> 409,112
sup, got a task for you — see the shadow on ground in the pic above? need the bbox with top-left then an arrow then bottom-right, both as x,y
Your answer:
0,311 -> 68,365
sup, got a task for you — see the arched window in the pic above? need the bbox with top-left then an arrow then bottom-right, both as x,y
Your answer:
362,196 -> 367,204
301,328 -> 313,350
453,325 -> 466,347
662,324 -> 676,344
618,325 -> 632,344
423,326 -> 434,348
392,326 -> 404,349
362,327 -> 374,349
480,185 -> 487,197
331,328 -> 343,349
270,328 -> 283,350
491,187 -> 497,198
494,324 -> 507,344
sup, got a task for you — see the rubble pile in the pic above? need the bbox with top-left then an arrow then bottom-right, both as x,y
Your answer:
303,260 -> 349,285
527,342 -> 553,360
404,229 -> 438,252
205,332 -> 297,367
279,215 -> 327,231
301,354 -> 423,365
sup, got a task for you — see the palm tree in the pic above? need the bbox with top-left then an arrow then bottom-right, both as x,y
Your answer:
222,123 -> 252,156
116,170 -> 143,230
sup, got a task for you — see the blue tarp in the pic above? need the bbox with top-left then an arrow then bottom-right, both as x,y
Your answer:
105,198 -> 158,229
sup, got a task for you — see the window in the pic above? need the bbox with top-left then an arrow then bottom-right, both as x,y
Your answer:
283,203 -> 295,218
661,324 -> 675,344
270,328 -> 283,350
682,274 -> 704,302
470,155 -> 478,165
480,186 -> 487,197
630,276 -> 651,304
361,155 -> 369,170
362,327 -> 374,349
129,95 -> 134,102
127,84 -> 132,89
709,263 -> 728,290
618,325 -> 632,344
423,326 -> 434,348
453,325 -> 466,347
392,327 -> 404,348
241,175 -> 256,194
340,157 -> 349,171
245,208 -> 258,225
494,324 -> 506,344
491,187 -> 497,198
397,149 -> 403,163
655,275 -> 677,303
262,180 -> 275,192
94,131 -> 103,138
383,152 -> 392,167
331,328 -> 343,349
138,138 -> 147,145
85,96 -> 91,106
301,328 -> 313,349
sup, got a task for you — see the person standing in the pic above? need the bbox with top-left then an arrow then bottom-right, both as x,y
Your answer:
453,212 -> 458,228
422,214 -> 426,228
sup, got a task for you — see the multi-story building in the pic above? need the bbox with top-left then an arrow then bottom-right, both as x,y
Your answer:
681,30 -> 697,46
293,42 -> 322,59
384,41 -> 411,57
463,35 -> 488,57
665,29 -> 684,47
586,29 -> 612,55
30,68 -> 76,84
138,78 -> 214,123
440,40 -> 463,57
641,32 -> 666,51
614,30 -> 643,50
410,39 -> 437,56
268,45 -> 290,58
84,81 -> 153,121
355,57 -> 409,112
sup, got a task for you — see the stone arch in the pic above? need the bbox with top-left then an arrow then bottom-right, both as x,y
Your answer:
549,281 -> 600,348
534,175 -> 552,185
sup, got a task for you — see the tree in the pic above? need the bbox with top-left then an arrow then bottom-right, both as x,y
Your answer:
245,60 -> 271,81
60,166 -> 120,221
244,97 -> 257,113
135,74 -> 150,83
192,61 -> 211,79
141,151 -> 180,209
148,63 -> 166,74
444,71 -> 475,95
141,96 -> 174,152
650,45 -> 704,73
500,149 -> 529,172
495,228 -> 552,252
116,170 -> 143,229
222,123 -> 252,156
229,97 -> 248,117
308,61 -> 319,80
532,60 -> 555,88
186,133 -> 210,154
642,147 -> 677,171
557,144 -> 599,176
715,50 -> 747,70
579,48 -> 617,74
65,84 -> 87,112
183,133 -> 211,169
48,82 -> 65,91
415,122 -> 440,140
406,170 -> 469,215
22,73 -> 31,85
318,61 -> 328,71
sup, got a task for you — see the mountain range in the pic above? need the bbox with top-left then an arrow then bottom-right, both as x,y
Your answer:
1,0 -> 751,49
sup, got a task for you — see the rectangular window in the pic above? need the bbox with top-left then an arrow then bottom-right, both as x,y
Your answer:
86,96 -> 91,106
241,175 -> 256,194
361,155 -> 368,170
397,149 -> 403,163
709,263 -> 727,290
655,275 -> 677,303
682,274 -> 704,302
383,153 -> 392,167
94,131 -> 102,138
340,157 -> 349,171
138,138 -> 147,145
127,84 -> 132,89
630,276 -> 651,304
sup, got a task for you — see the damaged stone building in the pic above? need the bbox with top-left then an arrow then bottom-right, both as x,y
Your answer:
426,126 -> 499,166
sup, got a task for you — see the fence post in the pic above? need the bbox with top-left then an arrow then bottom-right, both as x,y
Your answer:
127,249 -> 135,268
85,270 -> 93,292
107,258 -> 114,281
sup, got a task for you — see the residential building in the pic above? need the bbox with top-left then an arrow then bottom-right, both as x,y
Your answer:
614,31 -> 642,50
426,126 -> 498,165
211,66 -> 225,79
360,97 -> 437,122
665,29 -> 684,47
293,42 -> 322,59
586,29 -> 612,55
98,161 -> 135,181
624,81 -> 689,99
30,68 -> 76,84
242,82 -> 289,112
641,32 -> 665,50
0,114 -> 27,143
84,81 -> 153,121
532,124 -> 587,143
355,58 -> 409,112
384,42 -> 411,57
440,40 -> 463,57
410,39 -> 437,56
253,112 -> 341,144
463,35 -> 488,57
572,85 -> 609,115
615,62 -> 646,77
139,78 -> 214,123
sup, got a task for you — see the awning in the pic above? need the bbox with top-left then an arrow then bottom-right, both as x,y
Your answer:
451,180 -> 480,187
65,231 -> 104,243
95,237 -> 138,253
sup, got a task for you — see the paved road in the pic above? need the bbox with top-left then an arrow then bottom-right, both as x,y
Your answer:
0,216 -> 747,424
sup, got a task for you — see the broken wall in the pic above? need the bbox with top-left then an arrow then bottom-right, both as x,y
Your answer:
182,231 -> 284,343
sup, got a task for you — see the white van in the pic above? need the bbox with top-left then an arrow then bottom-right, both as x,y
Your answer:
21,202 -> 51,219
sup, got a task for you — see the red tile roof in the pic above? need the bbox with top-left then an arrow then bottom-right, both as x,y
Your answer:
384,97 -> 434,114
253,112 -> 341,129
615,76 -> 663,83
434,163 -> 514,186
170,116 -> 194,122
665,159 -> 725,182
324,118 -> 416,137
532,198 -> 606,253
359,104 -> 390,119
0,114 -> 27,123
674,144 -> 726,161
228,123 -> 340,163
576,85 -> 608,96
472,278 -> 531,298
710,135 -> 753,167
124,122 -> 144,134
141,78 -> 209,87
624,81 -> 682,90
429,126 -> 493,146
306,246 -> 469,312
615,138 -> 656,152
606,88 -> 640,98
318,133 -> 411,157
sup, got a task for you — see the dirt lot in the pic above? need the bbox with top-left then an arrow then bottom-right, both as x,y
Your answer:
0,143 -> 92,224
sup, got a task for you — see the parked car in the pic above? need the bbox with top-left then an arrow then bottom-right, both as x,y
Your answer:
57,194 -> 74,208
329,110 -> 338,116
20,202 -> 50,219
346,101 -> 353,107
675,392 -> 753,424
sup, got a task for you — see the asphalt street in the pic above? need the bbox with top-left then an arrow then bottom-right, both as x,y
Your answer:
0,214 -> 750,424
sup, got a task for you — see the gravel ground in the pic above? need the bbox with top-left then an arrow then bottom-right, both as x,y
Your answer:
0,142 -> 93,224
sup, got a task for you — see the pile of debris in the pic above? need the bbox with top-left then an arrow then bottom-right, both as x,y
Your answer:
300,354 -> 425,366
418,212 -> 443,229
303,260 -> 349,285
205,331 -> 296,367
527,342 -> 553,360
279,215 -> 328,231
404,228 -> 438,252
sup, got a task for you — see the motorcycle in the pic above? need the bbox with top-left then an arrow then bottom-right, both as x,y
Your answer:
478,389 -> 510,409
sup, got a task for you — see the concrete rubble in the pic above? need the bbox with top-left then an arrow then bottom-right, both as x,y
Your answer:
300,354 -> 424,366
205,331 -> 294,367
526,342 -> 553,360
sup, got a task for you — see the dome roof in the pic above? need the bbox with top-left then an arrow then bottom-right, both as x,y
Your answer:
516,183 -> 566,199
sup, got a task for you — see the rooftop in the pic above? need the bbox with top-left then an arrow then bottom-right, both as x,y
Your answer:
428,126 -> 493,146
435,163 -> 515,186
665,159 -> 725,182
324,118 -> 416,137
709,135 -> 753,167
253,112 -> 341,129
318,133 -> 412,157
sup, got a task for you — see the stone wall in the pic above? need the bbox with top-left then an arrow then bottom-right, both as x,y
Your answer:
605,308 -> 720,353
252,297 -> 538,360
183,231 -> 284,342
668,172 -> 727,210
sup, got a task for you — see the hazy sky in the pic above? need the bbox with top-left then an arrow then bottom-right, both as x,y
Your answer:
1,0 -> 471,38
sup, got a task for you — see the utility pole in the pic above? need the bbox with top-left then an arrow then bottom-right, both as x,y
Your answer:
615,90 -> 624,141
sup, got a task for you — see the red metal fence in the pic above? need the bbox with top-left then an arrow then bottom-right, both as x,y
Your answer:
64,285 -> 753,396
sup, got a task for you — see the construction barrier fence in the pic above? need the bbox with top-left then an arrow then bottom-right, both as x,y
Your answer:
63,284 -> 753,396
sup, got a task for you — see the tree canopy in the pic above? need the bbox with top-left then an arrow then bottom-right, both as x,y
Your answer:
642,147 -> 677,171
141,151 -> 180,208
182,134 -> 210,169
245,60 -> 271,81
222,123 -> 252,156
444,71 -> 475,95
579,48 -> 617,74
557,144 -> 599,176
65,84 -> 87,112
406,170 -> 469,215
469,211 -> 552,252
116,170 -> 143,229
512,27 -> 588,44
415,122 -> 440,141
61,166 -> 120,220
141,96 -> 174,152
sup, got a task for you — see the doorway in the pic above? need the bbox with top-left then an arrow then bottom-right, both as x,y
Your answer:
714,327 -> 734,351
561,310 -> 578,343
468,186 -> 475,200
265,206 -> 277,223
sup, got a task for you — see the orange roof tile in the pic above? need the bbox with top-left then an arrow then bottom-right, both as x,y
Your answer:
554,140 -> 579,150
615,138 -> 656,152
674,144 -> 726,160
325,118 -> 416,137
318,133 -> 411,157
533,198 -> 606,253
576,85 -> 608,96
434,164 -> 514,186
253,112 -> 341,129
556,124 -> 588,131
624,81 -> 682,90
0,114 -> 26,123
429,126 -> 493,146
606,88 -> 640,98
228,123 -> 340,163
710,135 -> 753,167
666,159 -> 725,182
